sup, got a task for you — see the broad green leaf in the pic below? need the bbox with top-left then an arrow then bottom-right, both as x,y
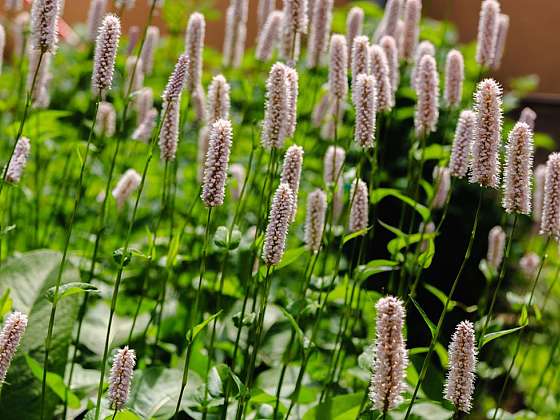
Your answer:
480,323 -> 527,349
127,367 -> 202,419
45,282 -> 100,304
186,310 -> 223,343
0,288 -> 13,318
387,232 -> 436,255
302,392 -> 363,420
0,250 -> 81,419
413,143 -> 450,161
25,355 -> 80,409
276,246 -> 306,270
372,189 -> 430,221
410,296 -> 436,338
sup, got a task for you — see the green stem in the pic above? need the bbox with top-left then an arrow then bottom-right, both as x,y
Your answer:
173,208 -> 213,420
404,188 -> 483,419
40,98 -> 100,420
478,214 -> 518,345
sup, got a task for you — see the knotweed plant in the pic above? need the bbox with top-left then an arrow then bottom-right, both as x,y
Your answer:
0,2 -> 556,420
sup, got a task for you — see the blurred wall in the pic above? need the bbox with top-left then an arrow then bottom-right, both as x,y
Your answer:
2,0 -> 558,96
425,0 -> 560,97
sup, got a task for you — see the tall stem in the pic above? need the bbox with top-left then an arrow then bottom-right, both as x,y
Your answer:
40,98 -> 100,420
404,189 -> 483,419
478,214 -> 518,344
173,208 -> 213,419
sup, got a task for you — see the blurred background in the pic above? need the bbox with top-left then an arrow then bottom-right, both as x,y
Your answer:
3,0 -> 559,137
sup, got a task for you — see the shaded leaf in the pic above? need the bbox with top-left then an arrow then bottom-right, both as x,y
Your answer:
45,282 -> 100,304
480,323 -> 527,349
410,296 -> 436,338
372,189 -> 430,221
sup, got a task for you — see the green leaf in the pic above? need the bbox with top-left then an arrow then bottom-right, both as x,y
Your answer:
213,225 -> 242,250
25,355 -> 80,409
127,367 -> 202,419
410,296 -> 436,338
387,232 -> 436,255
0,250 -> 81,419
480,323 -> 527,349
186,310 -> 223,343
424,284 -> 457,312
45,282 -> 100,304
479,259 -> 496,283
342,227 -> 369,244
278,306 -> 305,344
357,259 -> 399,283
414,143 -> 450,161
372,189 -> 430,221
302,392 -> 363,419
0,288 -> 13,318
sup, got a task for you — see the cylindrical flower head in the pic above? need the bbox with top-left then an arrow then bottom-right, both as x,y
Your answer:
30,0 -> 59,52
108,346 -> 136,410
349,179 -> 369,232
519,252 -> 540,280
306,0 -> 333,69
257,0 -> 274,29
380,36 -> 399,94
419,221 -> 435,252
197,126 -> 209,182
411,40 -> 435,90
158,99 -> 180,161
135,87 -> 153,124
127,25 -> 140,55
354,74 -> 377,149
192,84 -> 207,123
132,108 -> 157,143
476,0 -> 500,68
502,122 -> 533,215
379,0 -> 401,40
207,74 -> 231,124
401,0 -> 421,61
162,54 -> 188,103
87,0 -> 107,41
140,25 -> 159,75
280,145 -> 304,221
444,321 -> 477,413
487,225 -> 505,270
284,0 -> 308,35
470,79 -> 503,188
6,137 -> 31,184
112,169 -> 141,209
323,145 -> 345,184
285,67 -> 299,138
346,7 -> 364,50
91,14 -> 121,98
540,153 -> 560,237
125,56 -> 144,93
312,87 -> 332,128
519,107 -> 537,131
256,11 -> 283,61
533,164 -> 546,223
0,312 -> 28,383
432,167 -> 451,209
449,110 -> 475,179
351,35 -> 370,104
305,188 -> 327,252
414,54 -> 439,137
492,14 -> 509,70
263,183 -> 294,266
370,44 -> 394,112
230,163 -> 245,200
328,34 -> 348,100
185,12 -> 205,92
444,49 -> 464,108
262,62 -> 289,148
369,296 -> 408,411
201,119 -> 233,207
95,101 -> 116,137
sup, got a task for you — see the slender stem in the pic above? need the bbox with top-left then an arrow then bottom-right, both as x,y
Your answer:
40,98 -> 100,420
173,208 -> 213,420
404,189 -> 483,419
478,214 -> 518,344
492,236 -> 551,420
